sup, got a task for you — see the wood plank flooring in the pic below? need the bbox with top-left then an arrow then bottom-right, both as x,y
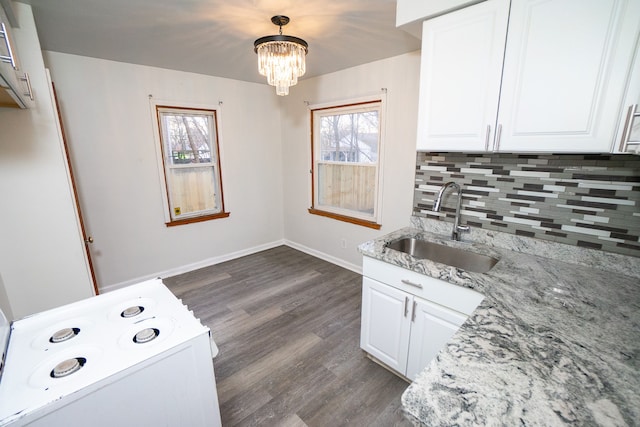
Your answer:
163,246 -> 414,427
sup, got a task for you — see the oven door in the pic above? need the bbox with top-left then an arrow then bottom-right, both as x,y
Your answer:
4,332 -> 221,427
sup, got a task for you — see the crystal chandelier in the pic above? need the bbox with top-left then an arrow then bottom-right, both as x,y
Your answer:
254,16 -> 308,96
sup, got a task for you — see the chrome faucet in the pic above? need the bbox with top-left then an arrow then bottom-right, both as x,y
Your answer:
433,182 -> 470,241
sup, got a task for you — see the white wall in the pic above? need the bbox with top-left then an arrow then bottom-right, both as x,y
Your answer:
280,52 -> 421,271
0,5 -> 420,316
37,46 -> 420,292
44,52 -> 285,290
0,3 -> 93,318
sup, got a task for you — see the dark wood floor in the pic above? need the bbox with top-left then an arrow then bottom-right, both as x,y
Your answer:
164,245 -> 414,427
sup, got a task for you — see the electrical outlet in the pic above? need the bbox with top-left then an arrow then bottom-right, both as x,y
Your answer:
340,238 -> 347,248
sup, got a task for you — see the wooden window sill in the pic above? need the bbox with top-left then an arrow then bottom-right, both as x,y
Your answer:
166,212 -> 230,227
308,208 -> 381,230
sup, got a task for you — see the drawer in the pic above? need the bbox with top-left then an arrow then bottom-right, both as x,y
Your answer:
362,256 -> 483,316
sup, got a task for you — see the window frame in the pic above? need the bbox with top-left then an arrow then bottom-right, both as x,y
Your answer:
151,100 -> 229,227
308,95 -> 386,229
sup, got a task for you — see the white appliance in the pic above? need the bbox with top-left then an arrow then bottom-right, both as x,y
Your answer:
0,278 -> 222,426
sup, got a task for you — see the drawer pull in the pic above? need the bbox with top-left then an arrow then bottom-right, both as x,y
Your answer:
495,124 -> 502,151
619,104 -> 638,151
20,73 -> 33,100
401,279 -> 423,289
484,124 -> 491,151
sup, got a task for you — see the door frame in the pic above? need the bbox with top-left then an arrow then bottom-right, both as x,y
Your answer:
48,72 -> 99,295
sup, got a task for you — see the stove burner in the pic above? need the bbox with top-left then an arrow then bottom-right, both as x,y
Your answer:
50,357 -> 86,378
121,305 -> 145,318
49,327 -> 80,343
133,328 -> 159,344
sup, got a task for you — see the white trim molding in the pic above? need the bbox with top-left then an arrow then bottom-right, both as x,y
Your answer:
283,240 -> 363,275
100,239 -> 363,293
100,240 -> 286,293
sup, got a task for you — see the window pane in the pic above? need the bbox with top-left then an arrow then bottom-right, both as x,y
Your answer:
156,105 -> 226,224
319,111 -> 379,163
317,163 -> 376,214
161,113 -> 213,165
167,167 -> 220,216
310,99 -> 383,226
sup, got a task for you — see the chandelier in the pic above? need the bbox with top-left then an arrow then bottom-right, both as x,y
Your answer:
254,16 -> 308,96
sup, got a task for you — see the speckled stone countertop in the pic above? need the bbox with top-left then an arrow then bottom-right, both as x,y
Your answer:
358,220 -> 640,426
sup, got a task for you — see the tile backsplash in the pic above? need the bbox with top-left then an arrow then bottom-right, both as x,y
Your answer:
413,153 -> 640,257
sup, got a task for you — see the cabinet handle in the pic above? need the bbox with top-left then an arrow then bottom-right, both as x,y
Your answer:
0,22 -> 16,68
401,279 -> 423,289
495,124 -> 502,151
484,125 -> 491,151
619,104 -> 638,152
19,73 -> 34,101
411,301 -> 417,322
404,296 -> 409,317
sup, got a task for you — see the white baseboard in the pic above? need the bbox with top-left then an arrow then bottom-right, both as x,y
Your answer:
99,239 -> 286,293
283,240 -> 363,275
100,239 -> 363,294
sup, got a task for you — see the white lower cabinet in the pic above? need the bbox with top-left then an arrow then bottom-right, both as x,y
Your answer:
360,261 -> 477,381
361,278 -> 412,374
405,297 -> 466,381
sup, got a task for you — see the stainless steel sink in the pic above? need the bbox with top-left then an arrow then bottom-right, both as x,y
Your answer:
385,237 -> 499,273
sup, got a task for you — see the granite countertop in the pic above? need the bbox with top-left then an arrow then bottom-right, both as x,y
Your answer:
359,226 -> 640,426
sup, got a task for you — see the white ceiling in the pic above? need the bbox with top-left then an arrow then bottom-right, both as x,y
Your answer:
16,0 -> 421,84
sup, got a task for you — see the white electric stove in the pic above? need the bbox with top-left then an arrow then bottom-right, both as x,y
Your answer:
0,278 -> 222,426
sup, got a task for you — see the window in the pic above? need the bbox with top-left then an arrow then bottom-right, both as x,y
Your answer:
309,98 -> 384,229
154,105 -> 229,226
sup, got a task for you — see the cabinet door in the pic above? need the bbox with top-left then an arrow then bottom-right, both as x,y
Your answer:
496,0 -> 640,152
360,277 -> 411,375
416,0 -> 509,151
405,298 -> 467,381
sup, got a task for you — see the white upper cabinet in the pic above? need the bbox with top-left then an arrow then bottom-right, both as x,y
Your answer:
0,3 -> 34,108
417,0 -> 509,151
417,0 -> 640,153
497,0 -> 640,152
